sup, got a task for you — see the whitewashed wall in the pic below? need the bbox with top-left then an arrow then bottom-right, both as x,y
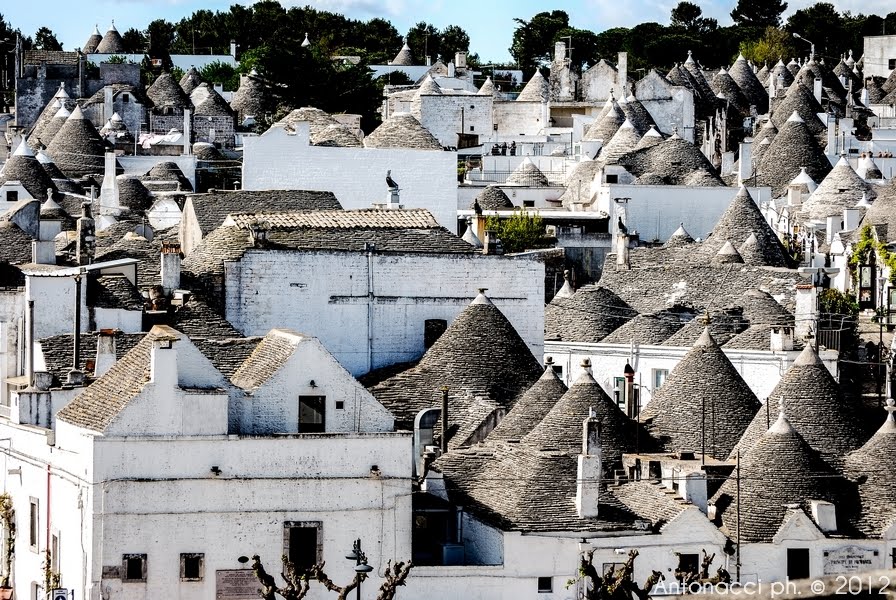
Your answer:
419,94 -> 493,148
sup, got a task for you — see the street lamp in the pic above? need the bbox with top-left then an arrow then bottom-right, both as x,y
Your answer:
345,538 -> 373,600
792,32 -> 815,61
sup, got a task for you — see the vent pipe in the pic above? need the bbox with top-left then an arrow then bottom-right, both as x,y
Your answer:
440,385 -> 449,453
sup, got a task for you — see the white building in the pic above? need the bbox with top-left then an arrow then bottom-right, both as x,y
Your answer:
863,35 -> 896,79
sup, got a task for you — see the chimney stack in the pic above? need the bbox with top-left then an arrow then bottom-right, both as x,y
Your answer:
95,329 -> 118,378
99,151 -> 121,216
617,52 -> 628,96
575,407 -> 602,518
160,241 -> 182,296
76,203 -> 95,265
455,52 -> 467,69
813,77 -> 823,104
103,85 -> 113,123
440,386 -> 449,454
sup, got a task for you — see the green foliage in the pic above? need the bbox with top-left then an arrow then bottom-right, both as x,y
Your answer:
439,24 -> 470,61
0,493 -> 13,588
670,2 -> 718,35
484,211 -> 552,254
849,225 -> 896,285
510,10 -> 570,75
731,0 -> 788,29
122,27 -> 147,53
105,55 -> 128,64
33,26 -> 62,51
818,289 -> 859,317
739,27 -> 793,64
200,60 -> 239,91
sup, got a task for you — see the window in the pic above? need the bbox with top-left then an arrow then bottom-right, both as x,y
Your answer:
298,396 -> 325,432
180,553 -> 204,581
335,400 -> 344,410
786,548 -> 810,580
537,576 -> 553,593
29,498 -> 38,551
613,377 -> 626,407
653,369 -> 669,391
889,59 -> 896,70
677,553 -> 699,579
6,191 -> 17,203
551,364 -> 563,378
122,93 -> 130,103
605,174 -> 618,184
284,522 -> 322,571
469,125 -> 475,131
122,554 -> 147,582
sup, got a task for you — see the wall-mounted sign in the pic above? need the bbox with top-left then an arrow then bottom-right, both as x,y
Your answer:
822,546 -> 879,574
216,569 -> 259,600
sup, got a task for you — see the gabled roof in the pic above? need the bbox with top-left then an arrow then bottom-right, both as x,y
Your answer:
712,411 -> 852,543
231,329 -> 304,390
364,113 -> 441,150
167,294 -> 243,339
545,284 -> 637,342
44,106 -> 107,178
522,366 -> 640,463
90,274 -> 144,310
758,111 -> 832,197
701,187 -> 789,267
730,344 -> 865,463
844,402 -> 896,537
487,362 -> 567,441
186,189 -> 342,235
640,327 -> 760,457
95,22 -> 125,54
0,138 -> 56,200
800,156 -> 875,221
37,331 -> 143,387
369,292 -> 543,429
516,69 -> 548,102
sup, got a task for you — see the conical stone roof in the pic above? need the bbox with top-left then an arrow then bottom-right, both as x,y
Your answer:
147,72 -> 191,110
758,112 -> 832,197
144,161 -> 193,192
0,138 -> 56,200
477,77 -> 495,96
582,98 -> 625,142
522,365 -> 638,466
488,362 -> 568,441
230,73 -> 269,121
857,155 -> 883,180
30,97 -> 77,148
96,23 -> 125,54
473,185 -> 513,210
786,58 -> 800,77
390,41 -> 414,66
756,63 -> 770,85
600,311 -> 685,345
882,68 -> 896,94
364,113 -> 441,150
180,67 -> 204,95
713,411 -> 851,543
866,78 -> 886,104
844,401 -> 896,537
713,66 -> 753,115
701,187 -> 789,266
614,135 -> 724,186
191,83 -> 234,117
620,95 -> 656,135
369,292 -> 543,429
640,327 -> 760,458
771,59 -> 795,89
634,126 -> 663,150
277,106 -> 342,136
517,70 -> 548,102
771,82 -> 826,136
712,241 -> 744,264
598,119 -> 640,163
37,105 -> 71,149
730,345 -> 866,463
833,58 -> 861,91
800,156 -> 875,221
44,105 -> 107,178
558,159 -> 601,207
310,124 -> 362,148
36,150 -> 68,182
506,157 -> 549,186
83,25 -> 102,54
545,284 -> 637,343
662,223 -> 694,248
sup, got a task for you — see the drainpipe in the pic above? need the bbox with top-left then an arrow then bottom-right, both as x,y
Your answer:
73,274 -> 81,370
440,386 -> 449,453
366,243 -> 375,373
26,300 -> 34,388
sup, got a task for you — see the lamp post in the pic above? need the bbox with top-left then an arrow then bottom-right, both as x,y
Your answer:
792,33 -> 815,61
345,538 -> 373,600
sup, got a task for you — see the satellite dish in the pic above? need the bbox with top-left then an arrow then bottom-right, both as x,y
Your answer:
135,224 -> 154,241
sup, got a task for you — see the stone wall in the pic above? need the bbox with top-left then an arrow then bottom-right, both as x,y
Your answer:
419,94 -> 493,147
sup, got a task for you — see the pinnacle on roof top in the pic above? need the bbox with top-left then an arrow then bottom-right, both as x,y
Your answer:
554,270 -> 575,298
768,406 -> 795,434
301,33 -> 310,48
390,39 -> 414,66
13,137 -> 34,158
856,192 -> 872,208
54,84 -> 69,100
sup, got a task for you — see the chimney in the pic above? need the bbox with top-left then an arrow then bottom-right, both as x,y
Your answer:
76,203 -> 95,266
230,39 -> 237,58
813,77 -> 823,104
861,87 -> 869,106
150,334 -> 178,387
615,231 -> 630,270
183,108 -> 192,155
95,329 -> 118,377
682,471 -> 708,513
843,207 -> 860,232
66,274 -> 85,386
425,56 -> 432,67
554,41 -> 567,62
447,61 -> 456,78
794,284 -> 818,341
99,151 -> 121,216
103,85 -> 113,123
738,142 -> 752,185
160,241 -> 182,295
810,500 -> 837,533
455,52 -> 467,69
248,220 -> 269,248
385,187 -> 401,209
787,184 -> 803,207
482,230 -> 503,255
769,73 -> 776,99
26,299 -> 35,388
826,119 -> 836,154
770,326 -> 794,351
575,407 -> 601,518
440,386 -> 449,453
617,52 -> 628,96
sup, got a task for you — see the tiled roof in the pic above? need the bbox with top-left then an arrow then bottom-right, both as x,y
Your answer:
844,404 -> 896,537
44,106 -> 107,178
225,208 -> 439,229
757,112 -> 832,197
640,327 -> 760,458
23,51 -> 79,66
364,113 -> 442,150
545,284 -> 638,342
523,367 -> 642,464
231,329 -> 300,391
193,337 -> 261,379
90,274 -> 144,310
612,135 -> 725,186
369,292 -> 543,430
0,139 -> 56,200
473,185 -> 514,210
700,187 -> 789,267
37,331 -> 143,387
730,345 -> 866,464
516,69 -> 549,102
0,222 -> 38,265
712,412 -> 852,543
186,189 -> 343,236
167,295 -> 243,339
95,226 -> 180,288
610,479 -> 692,528
487,363 -> 567,441
433,442 -> 640,533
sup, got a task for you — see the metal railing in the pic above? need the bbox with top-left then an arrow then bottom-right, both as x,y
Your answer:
466,169 -> 566,186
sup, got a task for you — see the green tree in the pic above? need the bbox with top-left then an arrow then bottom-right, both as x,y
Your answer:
200,60 -> 239,91
439,24 -> 469,62
731,0 -> 788,29
485,211 -> 552,254
785,3 -> 848,60
739,26 -> 793,64
121,28 -> 147,54
670,2 -> 718,35
509,10 -> 570,75
33,26 -> 62,51
406,21 -> 440,65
